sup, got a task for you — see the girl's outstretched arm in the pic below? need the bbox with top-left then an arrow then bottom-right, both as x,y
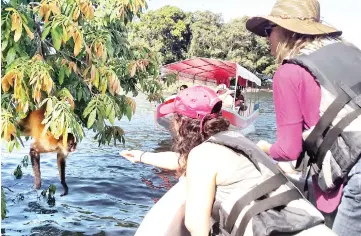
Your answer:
120,150 -> 180,170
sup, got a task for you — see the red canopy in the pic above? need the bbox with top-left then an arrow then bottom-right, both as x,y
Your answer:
161,57 -> 260,87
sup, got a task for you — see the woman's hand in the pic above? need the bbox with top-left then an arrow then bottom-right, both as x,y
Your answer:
257,140 -> 272,154
119,150 -> 145,163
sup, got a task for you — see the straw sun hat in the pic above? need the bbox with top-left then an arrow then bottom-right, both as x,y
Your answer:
246,0 -> 342,37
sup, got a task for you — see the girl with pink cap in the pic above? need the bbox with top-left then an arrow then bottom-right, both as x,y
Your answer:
121,85 -> 335,236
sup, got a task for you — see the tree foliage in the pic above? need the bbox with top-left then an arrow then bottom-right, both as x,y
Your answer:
1,0 -> 173,150
222,17 -> 277,76
187,11 -> 225,59
129,7 -> 276,80
129,5 -> 191,65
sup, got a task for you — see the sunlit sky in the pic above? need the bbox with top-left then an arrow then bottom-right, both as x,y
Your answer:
147,0 -> 361,49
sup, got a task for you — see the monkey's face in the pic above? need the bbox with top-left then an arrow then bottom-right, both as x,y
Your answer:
67,133 -> 77,153
68,139 -> 77,152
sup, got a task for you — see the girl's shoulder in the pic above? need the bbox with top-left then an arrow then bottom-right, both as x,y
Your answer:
188,141 -> 244,168
191,141 -> 234,157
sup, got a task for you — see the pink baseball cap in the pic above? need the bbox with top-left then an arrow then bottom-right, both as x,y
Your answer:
158,86 -> 222,119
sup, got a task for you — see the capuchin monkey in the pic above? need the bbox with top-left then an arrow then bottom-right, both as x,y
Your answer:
19,107 -> 77,196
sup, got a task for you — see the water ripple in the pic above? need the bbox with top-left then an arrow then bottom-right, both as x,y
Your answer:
1,92 -> 276,235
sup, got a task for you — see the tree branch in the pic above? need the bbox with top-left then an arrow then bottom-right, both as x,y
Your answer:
32,13 -> 44,57
43,41 -> 88,67
74,72 -> 95,96
42,41 -> 95,95
29,2 -> 41,7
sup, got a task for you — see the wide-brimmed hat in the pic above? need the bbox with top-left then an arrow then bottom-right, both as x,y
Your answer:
246,0 -> 342,37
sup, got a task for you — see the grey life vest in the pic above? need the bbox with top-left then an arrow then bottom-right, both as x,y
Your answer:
285,42 -> 361,193
207,131 -> 324,236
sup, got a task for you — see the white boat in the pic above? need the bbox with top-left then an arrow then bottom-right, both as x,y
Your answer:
155,57 -> 262,136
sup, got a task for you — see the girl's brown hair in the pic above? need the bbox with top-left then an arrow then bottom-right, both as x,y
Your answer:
171,108 -> 230,175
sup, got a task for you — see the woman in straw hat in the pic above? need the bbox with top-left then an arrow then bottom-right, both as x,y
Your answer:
247,0 -> 361,235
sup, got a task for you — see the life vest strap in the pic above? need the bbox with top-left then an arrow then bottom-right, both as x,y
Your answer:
339,81 -> 361,108
304,82 -> 361,156
316,106 -> 361,169
224,173 -> 288,233
234,188 -> 302,236
225,145 -> 261,173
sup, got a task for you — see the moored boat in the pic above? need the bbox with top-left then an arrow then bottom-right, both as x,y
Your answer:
155,57 -> 262,136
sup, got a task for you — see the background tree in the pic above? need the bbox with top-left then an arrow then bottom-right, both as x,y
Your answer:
223,17 -> 276,76
129,5 -> 191,65
1,0 -> 174,151
129,8 -> 276,81
187,11 -> 225,59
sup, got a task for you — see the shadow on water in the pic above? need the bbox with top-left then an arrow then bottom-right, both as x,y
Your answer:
1,91 -> 275,235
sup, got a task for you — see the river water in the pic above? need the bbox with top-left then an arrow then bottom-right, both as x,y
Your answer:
1,91 -> 275,236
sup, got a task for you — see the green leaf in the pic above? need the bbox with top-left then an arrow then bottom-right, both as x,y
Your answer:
109,107 -> 115,125
19,13 -> 28,24
100,78 -> 107,94
48,184 -> 56,195
21,155 -> 29,168
77,88 -> 82,101
101,48 -> 107,62
41,26 -> 51,40
62,25 -> 68,42
58,67 -> 65,85
59,112 -> 65,131
96,118 -> 104,130
126,105 -> 132,121
1,187 -> 6,220
94,70 -> 100,88
83,101 -> 95,118
6,47 -> 16,64
1,40 -> 8,52
65,67 -> 71,77
98,104 -> 106,119
51,26 -> 63,50
105,104 -> 112,116
40,98 -> 50,109
57,88 -> 73,101
87,109 -> 96,128
13,165 -> 22,179
5,7 -> 16,12
8,142 -> 15,153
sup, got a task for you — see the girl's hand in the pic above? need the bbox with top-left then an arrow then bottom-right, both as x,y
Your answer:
257,140 -> 272,154
119,150 -> 145,163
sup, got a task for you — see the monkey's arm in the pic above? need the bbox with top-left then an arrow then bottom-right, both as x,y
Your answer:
57,153 -> 69,196
30,148 -> 41,189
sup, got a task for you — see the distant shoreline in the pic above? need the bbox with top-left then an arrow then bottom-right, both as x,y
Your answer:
259,88 -> 273,92
163,81 -> 273,94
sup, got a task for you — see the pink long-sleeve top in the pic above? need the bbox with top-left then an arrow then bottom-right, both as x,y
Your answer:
269,63 -> 342,213
269,63 -> 321,161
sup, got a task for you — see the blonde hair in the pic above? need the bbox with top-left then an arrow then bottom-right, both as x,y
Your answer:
275,27 -> 342,63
